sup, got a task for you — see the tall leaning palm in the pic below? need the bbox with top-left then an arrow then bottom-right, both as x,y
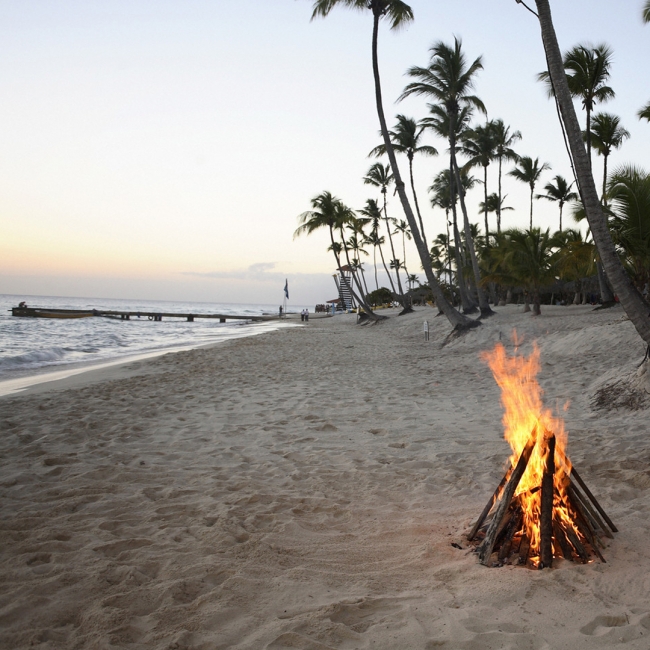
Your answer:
533,0 -> 650,346
311,0 -> 474,328
588,112 -> 630,204
369,114 -> 437,243
401,37 -> 493,317
491,119 -> 522,235
508,156 -> 551,229
536,175 -> 578,232
538,43 -> 614,170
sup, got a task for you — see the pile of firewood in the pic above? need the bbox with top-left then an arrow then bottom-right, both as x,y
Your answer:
467,429 -> 617,568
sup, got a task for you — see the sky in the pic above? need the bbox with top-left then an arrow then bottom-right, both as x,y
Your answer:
0,0 -> 649,306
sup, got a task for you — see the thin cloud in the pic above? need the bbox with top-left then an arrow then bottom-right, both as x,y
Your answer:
181,262 -> 326,283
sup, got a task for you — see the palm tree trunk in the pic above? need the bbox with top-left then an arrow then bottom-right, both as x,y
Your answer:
529,186 -> 534,230
497,156 -> 503,234
483,164 -> 490,246
409,155 -> 427,244
597,259 -> 615,304
401,231 -> 409,278
378,239 -> 397,294
359,262 -> 370,297
373,245 -> 379,290
445,210 -> 454,299
586,106 -> 592,171
602,153 -> 609,205
535,0 -> 650,345
382,193 -> 405,297
370,10 -> 474,328
450,187 -> 477,313
559,204 -> 563,232
450,139 -> 494,317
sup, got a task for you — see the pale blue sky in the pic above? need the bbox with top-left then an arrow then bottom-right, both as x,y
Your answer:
0,1 -> 648,304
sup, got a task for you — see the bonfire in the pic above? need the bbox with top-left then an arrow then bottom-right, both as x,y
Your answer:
468,339 -> 617,568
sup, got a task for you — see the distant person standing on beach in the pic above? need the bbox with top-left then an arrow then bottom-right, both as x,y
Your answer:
304,309 -> 309,322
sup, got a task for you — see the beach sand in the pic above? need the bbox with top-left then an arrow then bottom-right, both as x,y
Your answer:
1,304 -> 649,650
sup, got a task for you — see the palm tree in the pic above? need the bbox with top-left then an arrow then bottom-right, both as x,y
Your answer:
363,162 -> 405,297
508,156 -> 551,229
644,0 -> 650,21
369,114 -> 437,242
294,191 -> 380,318
479,193 -> 514,223
533,0 -> 650,346
588,112 -> 630,204
407,273 -> 419,290
312,0 -> 474,328
460,121 -> 498,245
359,198 -> 396,295
401,37 -> 494,317
538,43 -> 615,170
491,119 -> 522,234
536,175 -> 579,232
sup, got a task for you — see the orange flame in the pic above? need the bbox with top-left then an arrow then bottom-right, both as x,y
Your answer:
481,335 -> 576,562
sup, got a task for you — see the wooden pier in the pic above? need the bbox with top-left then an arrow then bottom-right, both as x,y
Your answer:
10,306 -> 280,323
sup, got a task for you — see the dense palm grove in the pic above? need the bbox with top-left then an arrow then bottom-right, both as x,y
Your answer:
295,0 -> 650,345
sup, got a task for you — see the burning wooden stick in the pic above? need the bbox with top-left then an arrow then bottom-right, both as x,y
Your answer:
559,515 -> 589,562
498,506 -> 523,562
567,488 -> 606,563
568,482 -> 612,539
468,472 -> 509,541
570,467 -> 618,533
478,429 -> 538,566
552,517 -> 574,560
539,434 -> 555,568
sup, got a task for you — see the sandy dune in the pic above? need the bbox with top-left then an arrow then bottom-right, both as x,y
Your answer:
1,304 -> 650,649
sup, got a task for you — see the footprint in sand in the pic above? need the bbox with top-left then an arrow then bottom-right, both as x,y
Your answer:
580,613 -> 629,635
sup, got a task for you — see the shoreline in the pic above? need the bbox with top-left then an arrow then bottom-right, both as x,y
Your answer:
0,319 -> 302,398
1,304 -> 649,649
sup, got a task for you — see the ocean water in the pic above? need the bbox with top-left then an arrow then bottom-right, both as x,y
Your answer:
0,294 -> 308,382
